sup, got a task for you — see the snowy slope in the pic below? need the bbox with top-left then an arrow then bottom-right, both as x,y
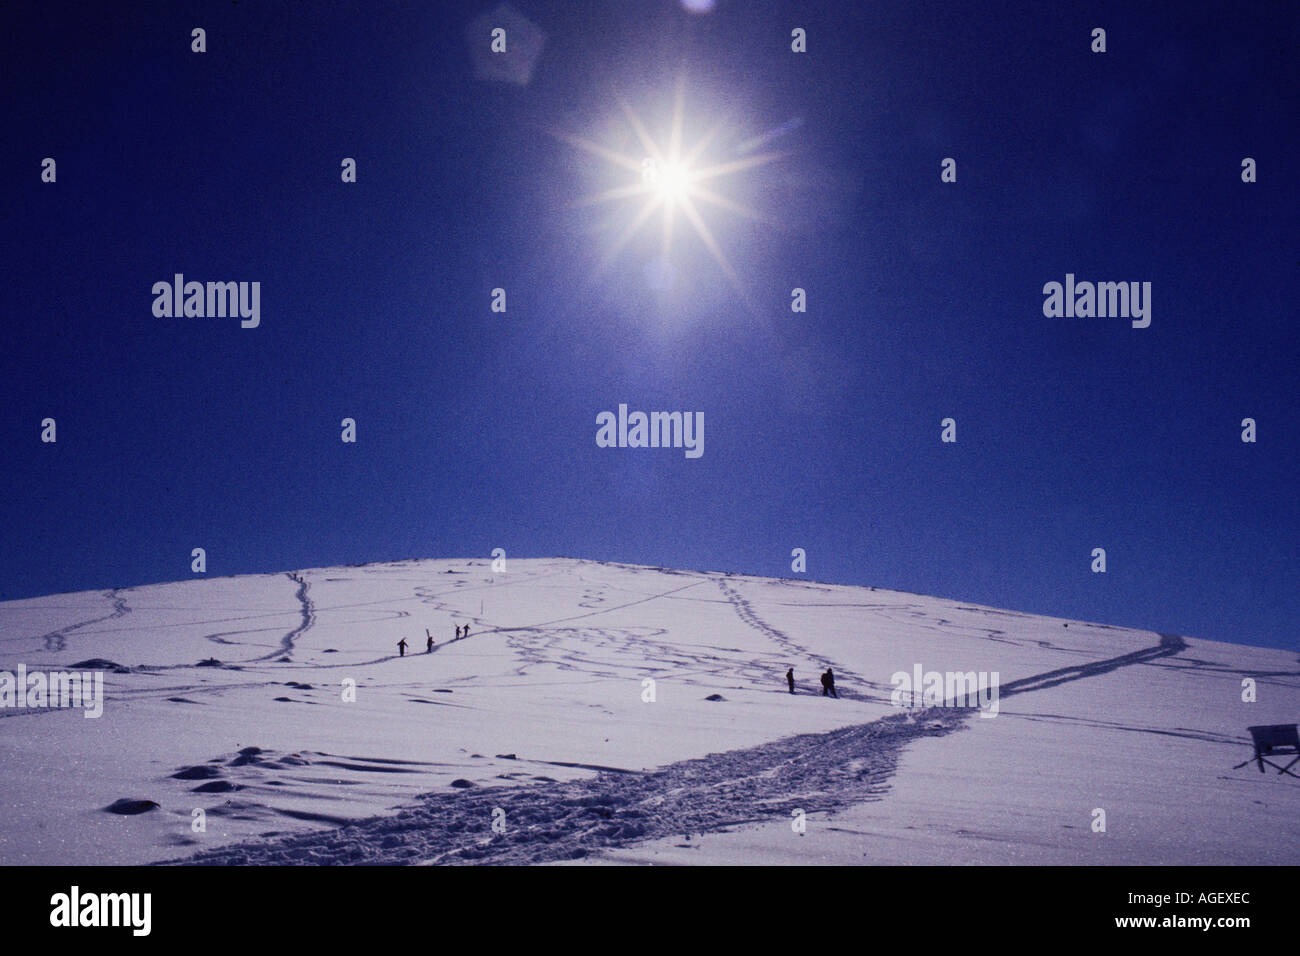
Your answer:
0,558 -> 1294,865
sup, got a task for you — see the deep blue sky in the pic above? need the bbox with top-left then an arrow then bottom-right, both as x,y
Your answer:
3,1 -> 1296,651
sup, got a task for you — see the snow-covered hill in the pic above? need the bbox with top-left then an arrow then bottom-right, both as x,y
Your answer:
0,558 -> 1294,865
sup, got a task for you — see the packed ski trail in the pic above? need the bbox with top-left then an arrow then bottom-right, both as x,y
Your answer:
166,630 -> 1184,865
170,709 -> 969,865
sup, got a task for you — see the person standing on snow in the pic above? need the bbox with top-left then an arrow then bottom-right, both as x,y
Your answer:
821,668 -> 837,698
786,668 -> 795,694
426,630 -> 434,653
397,638 -> 408,657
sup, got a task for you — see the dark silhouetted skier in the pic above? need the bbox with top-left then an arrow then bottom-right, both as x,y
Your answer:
426,630 -> 434,653
462,625 -> 470,639
398,638 -> 408,657
786,668 -> 795,694
821,668 -> 837,698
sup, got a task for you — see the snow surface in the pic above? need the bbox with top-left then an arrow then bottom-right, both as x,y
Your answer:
0,558 -> 1294,865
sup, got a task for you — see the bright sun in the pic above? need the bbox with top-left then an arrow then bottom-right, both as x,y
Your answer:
648,159 -> 693,204
552,79 -> 786,305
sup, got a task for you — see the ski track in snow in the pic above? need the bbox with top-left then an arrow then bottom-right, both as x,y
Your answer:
163,625 -> 1191,866
6,564 -> 576,709
165,708 -> 970,866
715,577 -> 877,698
250,571 -> 316,662
281,571 -> 315,658
37,588 -> 131,652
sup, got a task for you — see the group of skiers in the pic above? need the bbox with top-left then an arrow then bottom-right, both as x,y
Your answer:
396,624 -> 471,657
786,666 -> 837,698
394,632 -> 838,702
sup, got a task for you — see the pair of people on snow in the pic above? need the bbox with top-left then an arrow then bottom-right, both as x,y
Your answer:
400,625 -> 470,657
785,667 -> 837,697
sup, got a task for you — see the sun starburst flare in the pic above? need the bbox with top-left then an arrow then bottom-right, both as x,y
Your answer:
552,80 -> 787,307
